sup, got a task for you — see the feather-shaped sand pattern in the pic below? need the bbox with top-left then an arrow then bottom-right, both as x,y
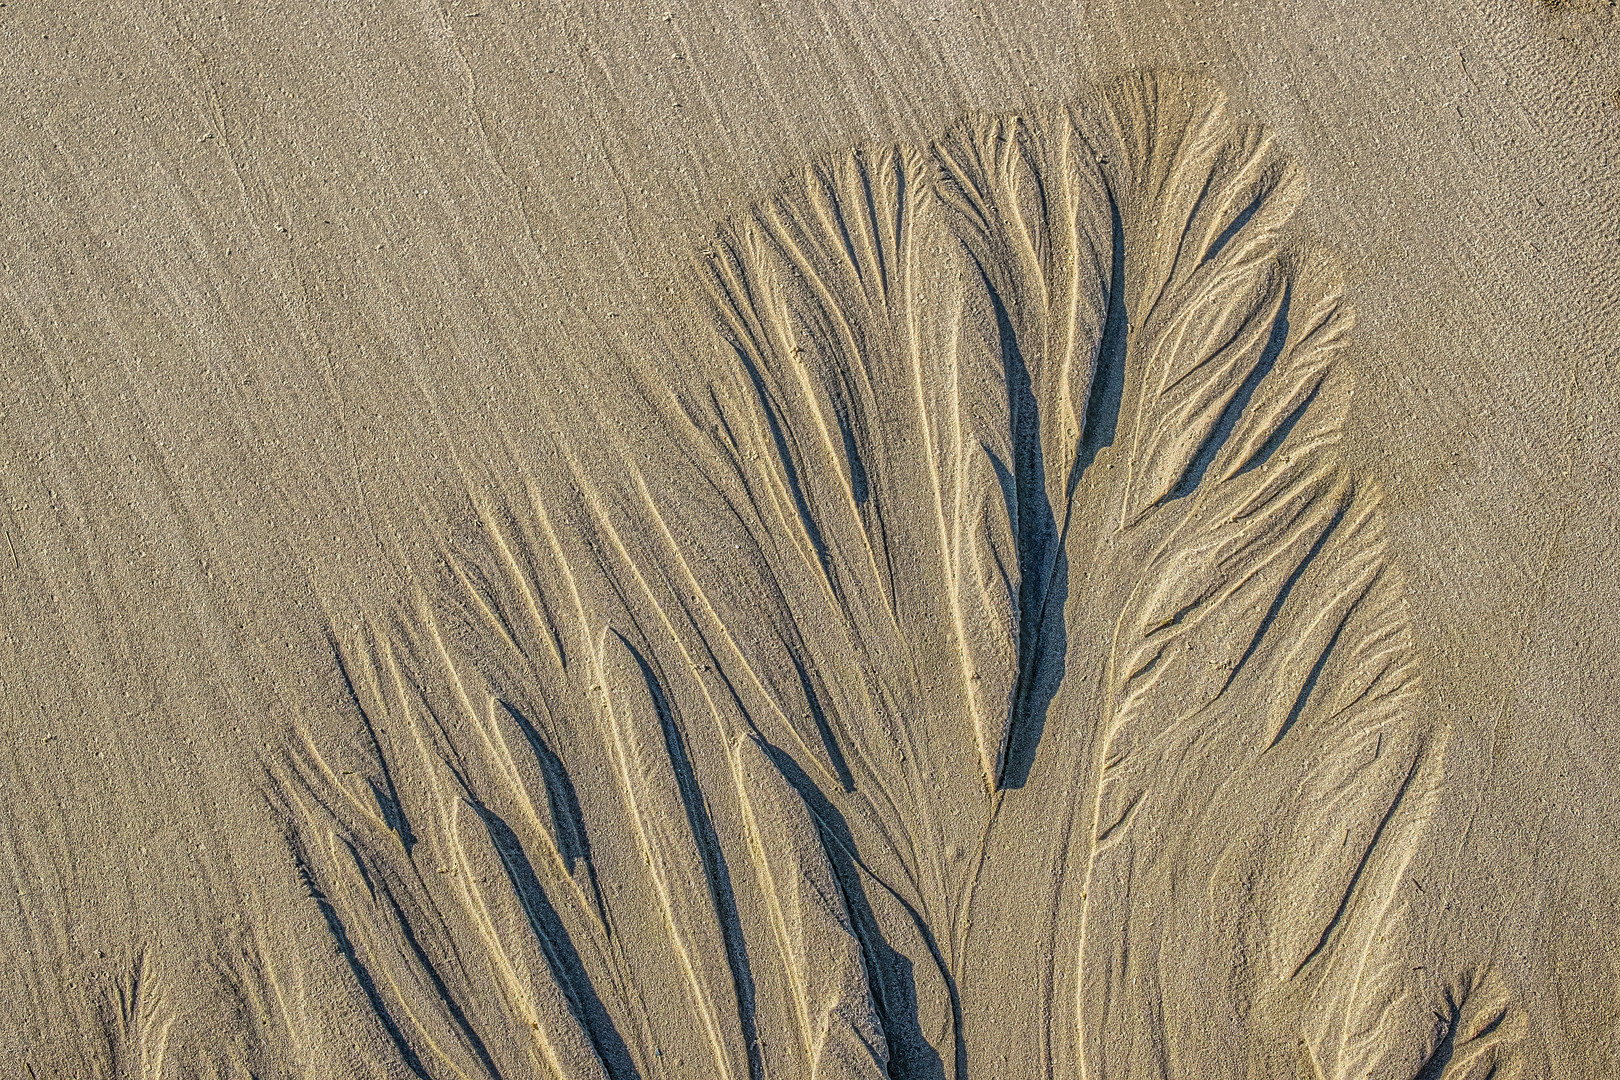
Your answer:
274,70 -> 1521,1080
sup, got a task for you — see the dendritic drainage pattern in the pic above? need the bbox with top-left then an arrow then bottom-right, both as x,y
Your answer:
276,71 -> 1524,1080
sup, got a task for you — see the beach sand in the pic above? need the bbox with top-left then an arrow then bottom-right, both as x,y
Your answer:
1,2 -> 1616,1076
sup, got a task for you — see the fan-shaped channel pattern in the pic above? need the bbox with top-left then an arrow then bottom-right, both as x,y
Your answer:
279,71 -> 1519,1080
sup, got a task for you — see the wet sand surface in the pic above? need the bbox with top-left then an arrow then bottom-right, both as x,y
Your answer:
1,3 -> 1617,1076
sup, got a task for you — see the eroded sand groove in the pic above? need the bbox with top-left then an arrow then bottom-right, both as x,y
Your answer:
281,72 -> 1523,1079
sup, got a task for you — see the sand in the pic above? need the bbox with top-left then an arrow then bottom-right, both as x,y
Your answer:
1,2 -> 1616,1077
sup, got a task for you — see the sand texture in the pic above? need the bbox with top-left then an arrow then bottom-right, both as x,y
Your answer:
1,3 -> 1616,1078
